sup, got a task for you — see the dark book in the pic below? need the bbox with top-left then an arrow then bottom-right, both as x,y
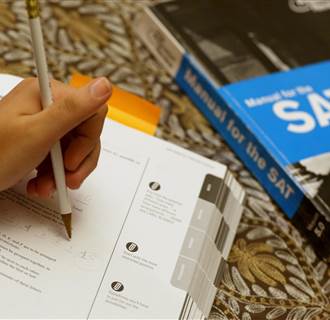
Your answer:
135,0 -> 330,262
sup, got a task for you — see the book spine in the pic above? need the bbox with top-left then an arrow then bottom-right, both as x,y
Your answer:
175,55 -> 303,216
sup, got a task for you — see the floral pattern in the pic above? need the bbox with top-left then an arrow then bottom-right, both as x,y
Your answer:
0,1 -> 329,319
229,239 -> 286,287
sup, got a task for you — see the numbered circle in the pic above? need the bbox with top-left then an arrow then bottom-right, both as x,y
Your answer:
111,281 -> 124,292
126,242 -> 138,252
149,182 -> 161,191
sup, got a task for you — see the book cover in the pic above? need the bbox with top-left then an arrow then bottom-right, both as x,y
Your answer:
134,0 -> 330,261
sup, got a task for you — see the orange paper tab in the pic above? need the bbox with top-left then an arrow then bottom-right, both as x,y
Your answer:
70,73 -> 160,135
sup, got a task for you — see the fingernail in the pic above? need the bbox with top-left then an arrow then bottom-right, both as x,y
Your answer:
90,78 -> 112,100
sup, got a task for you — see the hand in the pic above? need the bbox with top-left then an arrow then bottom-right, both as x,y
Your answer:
0,77 -> 111,197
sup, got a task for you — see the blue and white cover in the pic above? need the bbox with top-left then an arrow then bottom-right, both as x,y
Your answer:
175,56 -> 330,219
219,61 -> 330,218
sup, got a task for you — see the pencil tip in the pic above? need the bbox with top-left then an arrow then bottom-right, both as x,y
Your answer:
61,213 -> 72,240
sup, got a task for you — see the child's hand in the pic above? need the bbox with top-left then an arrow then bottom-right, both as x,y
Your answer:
0,77 -> 111,197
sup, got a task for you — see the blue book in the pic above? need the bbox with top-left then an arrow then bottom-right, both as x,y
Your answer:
135,0 -> 330,261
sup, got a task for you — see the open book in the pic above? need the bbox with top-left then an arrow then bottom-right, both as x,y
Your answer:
0,74 -> 245,319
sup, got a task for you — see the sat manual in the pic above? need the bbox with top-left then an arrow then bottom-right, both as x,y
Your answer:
135,0 -> 330,261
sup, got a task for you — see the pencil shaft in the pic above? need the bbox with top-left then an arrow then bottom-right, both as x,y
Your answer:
50,143 -> 72,214
28,16 -> 71,215
28,18 -> 51,107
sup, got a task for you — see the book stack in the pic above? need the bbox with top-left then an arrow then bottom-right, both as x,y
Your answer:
135,0 -> 330,262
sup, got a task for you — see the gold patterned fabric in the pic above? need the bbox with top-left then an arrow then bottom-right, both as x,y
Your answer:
0,1 -> 329,319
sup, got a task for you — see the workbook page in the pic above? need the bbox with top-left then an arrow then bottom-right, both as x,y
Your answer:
89,122 -> 228,319
0,120 -> 230,318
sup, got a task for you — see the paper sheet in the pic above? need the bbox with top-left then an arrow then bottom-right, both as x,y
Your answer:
0,117 -> 240,318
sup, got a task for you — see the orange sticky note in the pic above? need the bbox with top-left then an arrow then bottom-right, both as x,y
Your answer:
70,73 -> 160,135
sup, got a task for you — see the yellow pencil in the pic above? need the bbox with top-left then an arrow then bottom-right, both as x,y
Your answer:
25,0 -> 72,239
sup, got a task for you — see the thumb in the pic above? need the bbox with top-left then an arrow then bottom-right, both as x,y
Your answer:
35,77 -> 111,141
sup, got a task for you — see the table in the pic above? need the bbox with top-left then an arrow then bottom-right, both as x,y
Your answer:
0,0 -> 329,319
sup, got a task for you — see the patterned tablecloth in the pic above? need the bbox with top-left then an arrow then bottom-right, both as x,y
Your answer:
0,1 -> 329,319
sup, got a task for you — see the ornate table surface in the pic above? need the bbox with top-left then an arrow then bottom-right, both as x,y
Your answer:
0,1 -> 329,319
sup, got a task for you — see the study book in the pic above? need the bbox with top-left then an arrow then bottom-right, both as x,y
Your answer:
134,0 -> 330,261
0,74 -> 245,318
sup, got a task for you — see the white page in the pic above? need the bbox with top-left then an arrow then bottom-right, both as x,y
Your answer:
0,74 -> 22,99
89,122 -> 227,318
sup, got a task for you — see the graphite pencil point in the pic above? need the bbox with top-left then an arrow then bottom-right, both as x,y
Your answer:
61,213 -> 72,240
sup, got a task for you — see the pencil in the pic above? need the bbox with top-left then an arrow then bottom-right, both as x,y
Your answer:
25,0 -> 72,239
